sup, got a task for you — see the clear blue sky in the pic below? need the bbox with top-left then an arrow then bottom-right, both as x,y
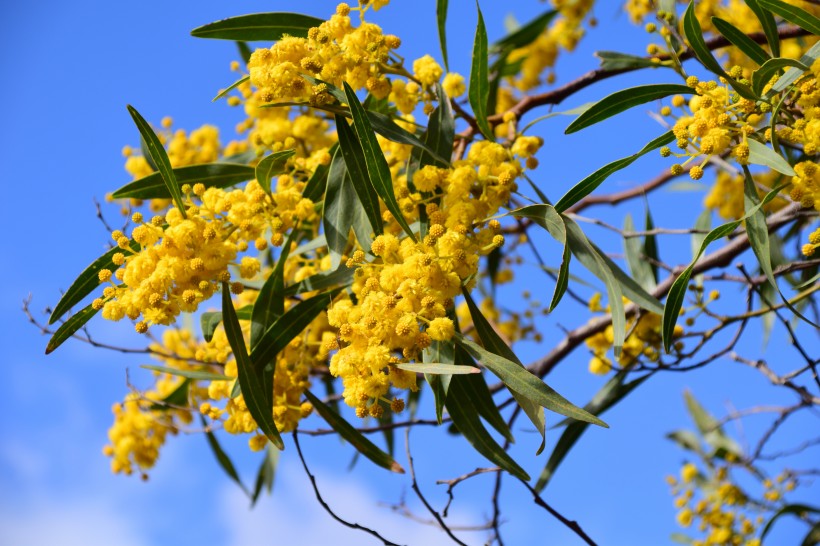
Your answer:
1,1 -> 817,545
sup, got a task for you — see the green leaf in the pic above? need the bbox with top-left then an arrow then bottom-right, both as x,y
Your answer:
666,429 -> 704,455
492,10 -> 557,52
535,372 -> 650,491
684,390 -> 743,459
251,289 -> 341,372
302,143 -> 335,202
283,266 -> 354,297
422,339 -> 454,424
644,204 -> 660,283
149,379 -> 189,411
236,41 -> 253,65
758,0 -> 820,36
520,102 -> 594,135
342,82 -> 416,241
255,149 -> 296,194
335,114 -> 384,237
112,163 -> 255,199
453,331 -> 607,428
445,378 -> 529,481
453,344 -> 514,443
711,17 -> 770,66
770,41 -> 820,95
747,0 -> 780,57
469,2 -> 494,140
752,57 -> 809,96
191,12 -> 323,41
461,289 -> 548,453
397,363 -> 480,374
563,217 -> 625,356
45,302 -> 98,355
437,0 -> 449,71
624,214 -> 656,292
554,131 -> 675,211
747,139 -> 796,176
802,522 -> 820,546
423,85 -> 455,168
141,365 -> 231,382
250,230 -> 296,350
202,415 -> 249,496
683,2 -> 728,78
566,86 -> 692,134
325,150 -> 358,269
213,75 -> 249,102
48,241 -> 140,325
303,390 -> 404,473
251,444 -> 279,506
126,105 -> 187,217
221,283 -> 284,450
200,306 -> 252,342
595,51 -> 667,71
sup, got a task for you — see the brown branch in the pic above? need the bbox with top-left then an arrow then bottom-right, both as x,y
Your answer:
516,478 -> 599,546
436,467 -> 501,518
292,431 -> 403,546
526,204 -> 803,380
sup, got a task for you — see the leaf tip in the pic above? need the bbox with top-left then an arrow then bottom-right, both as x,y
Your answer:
391,461 -> 406,474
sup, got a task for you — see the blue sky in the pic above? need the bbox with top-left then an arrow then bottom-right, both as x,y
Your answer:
2,1 -> 818,545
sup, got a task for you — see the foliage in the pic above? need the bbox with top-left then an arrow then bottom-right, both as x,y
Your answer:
39,1 -> 820,544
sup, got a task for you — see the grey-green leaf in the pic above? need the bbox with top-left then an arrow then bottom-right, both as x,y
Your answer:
595,51 -> 667,71
112,163 -> 255,199
202,415 -> 249,496
566,85 -> 693,134
747,0 -> 780,57
256,149 -> 296,194
45,302 -> 99,355
213,75 -> 250,102
711,17 -> 770,66
141,365 -> 231,382
437,0 -> 449,71
221,284 -> 284,449
469,2 -> 494,140
753,57 -> 809,96
747,139 -> 795,176
127,105 -> 187,217
304,390 -> 404,473
191,12 -> 323,41
758,0 -> 820,36
335,114 -> 384,237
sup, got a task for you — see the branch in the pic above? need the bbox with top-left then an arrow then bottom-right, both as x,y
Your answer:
516,478 -> 598,546
292,431 -> 403,546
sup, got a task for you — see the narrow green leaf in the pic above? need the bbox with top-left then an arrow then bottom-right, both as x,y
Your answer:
250,230 -> 296,350
422,339 -> 453,424
251,444 -> 279,506
126,105 -> 187,217
551,244 -> 572,312
453,326 -> 607,429
342,82 -> 416,241
453,344 -> 514,443
200,306 -> 252,342
595,51 -> 667,71
747,139 -> 796,176
747,0 -> 780,57
759,0 -> 820,36
49,241 -> 140,324
45,303 -> 98,354
683,2 -> 728,78
445,379 -> 530,481
770,41 -> 820,95
423,85 -> 455,168
666,430 -> 704,455
803,523 -> 820,546
711,17 -> 770,66
191,12 -> 323,41
437,0 -> 449,71
469,2 -> 494,140
256,149 -> 296,194
141,365 -> 231,382
283,266 -> 354,297
753,57 -> 809,96
563,217 -> 625,356
150,379 -> 190,410
302,143 -> 335,202
304,390 -> 404,473
324,150 -> 355,269
692,209 -> 712,262
221,284 -> 284,450
535,372 -> 650,491
335,114 -> 384,237
202,415 -> 249,495
492,10 -> 557,52
554,131 -> 675,211
461,289 -> 548,453
566,86 -> 692,134
644,204 -> 660,283
520,102 -> 594,135
236,41 -> 253,65
624,214 -> 656,292
112,163 -> 255,199
213,75 -> 249,102
398,363 -> 479,374
683,390 -> 723,436
251,289 -> 341,372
